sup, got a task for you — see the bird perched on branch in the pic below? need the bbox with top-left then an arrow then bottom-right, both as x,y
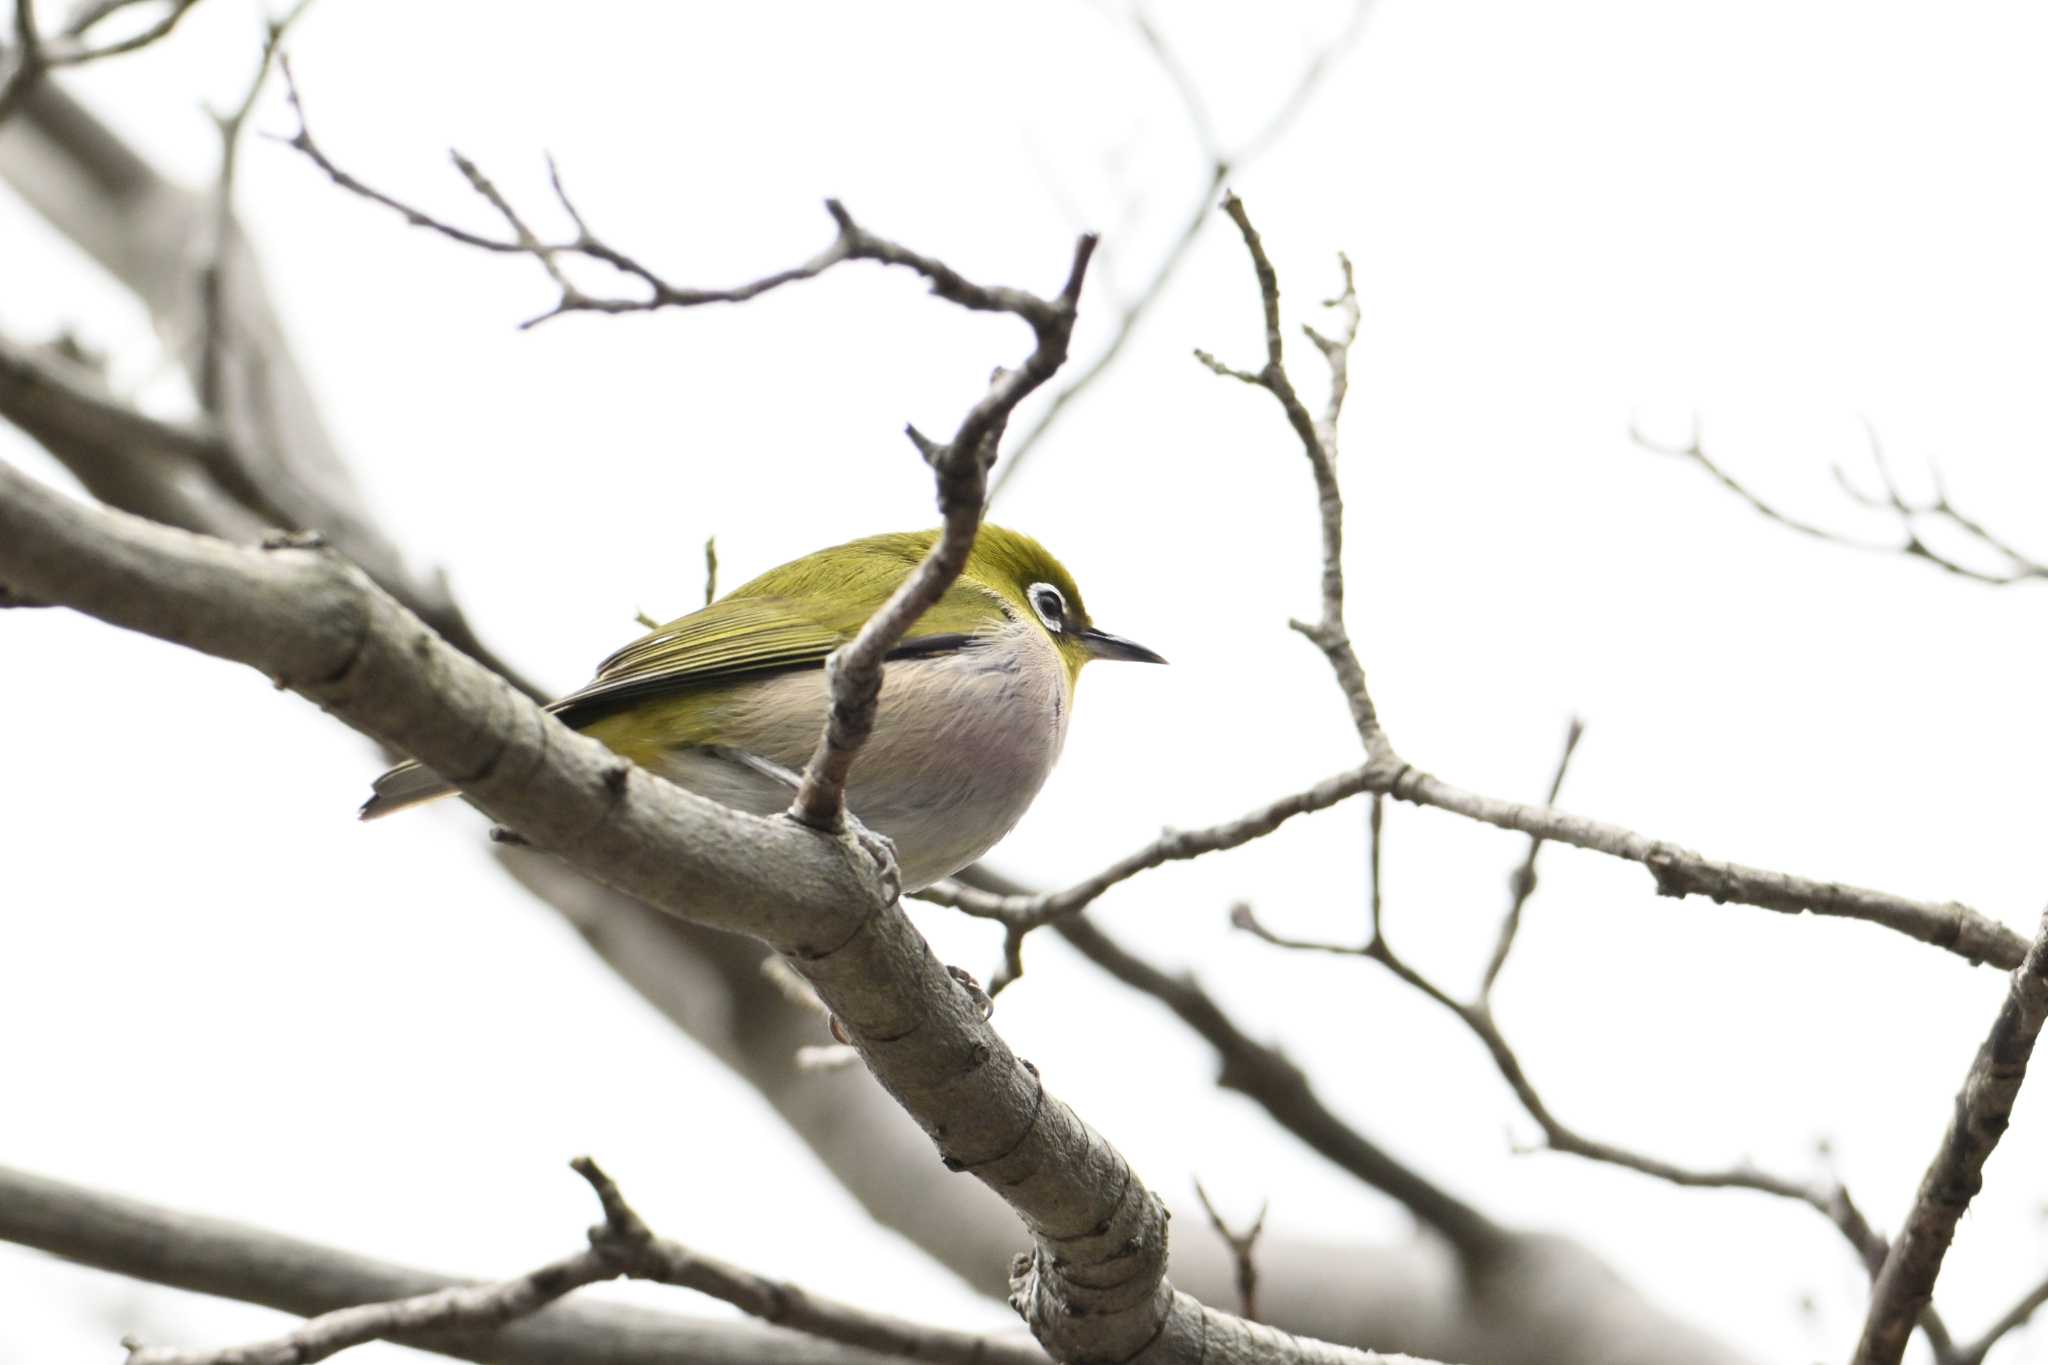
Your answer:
363,526 -> 1164,889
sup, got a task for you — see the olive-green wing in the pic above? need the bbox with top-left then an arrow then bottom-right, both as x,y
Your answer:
551,592 -> 975,725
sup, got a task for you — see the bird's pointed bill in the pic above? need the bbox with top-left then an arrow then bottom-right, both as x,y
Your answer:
1079,628 -> 1166,664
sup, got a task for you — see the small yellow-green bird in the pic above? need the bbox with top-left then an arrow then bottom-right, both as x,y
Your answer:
363,526 -> 1164,889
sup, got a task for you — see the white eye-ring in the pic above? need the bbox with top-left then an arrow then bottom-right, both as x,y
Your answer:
1027,582 -> 1066,632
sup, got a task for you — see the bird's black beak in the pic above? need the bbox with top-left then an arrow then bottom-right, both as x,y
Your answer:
1080,627 -> 1167,664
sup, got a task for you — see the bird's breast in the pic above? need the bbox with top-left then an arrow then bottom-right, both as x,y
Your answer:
653,623 -> 1071,889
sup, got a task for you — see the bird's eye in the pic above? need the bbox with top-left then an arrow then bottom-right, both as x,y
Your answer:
1028,583 -> 1065,631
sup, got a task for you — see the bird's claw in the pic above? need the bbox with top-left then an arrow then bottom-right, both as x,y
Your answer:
851,822 -> 900,902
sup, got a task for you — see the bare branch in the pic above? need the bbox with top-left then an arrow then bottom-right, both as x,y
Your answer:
1852,908 -> 2048,1365
702,534 -> 719,606
1637,418 -> 2048,587
0,1160 -> 931,1365
786,233 -> 1097,831
198,0 -> 316,415
1192,1179 -> 1268,1323
1194,201 -> 2026,987
927,740 -> 2026,976
1039,906 -> 1509,1266
1236,795 -> 1961,1359
1382,762 -> 2027,970
0,0 -> 47,123
0,80 -> 541,700
124,1244 -> 617,1365
1951,1271 -> 2048,1365
1201,193 -> 1380,748
0,0 -> 202,121
277,70 -> 1092,337
1480,716 -> 1584,998
573,1159 -> 1046,1365
118,1155 -> 1052,1365
917,762 -> 1379,934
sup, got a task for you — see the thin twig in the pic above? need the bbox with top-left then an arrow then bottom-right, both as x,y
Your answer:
1950,1269 -> 2048,1365
1192,202 -> 2023,983
916,762 -> 1379,930
1192,1179 -> 1268,1323
1852,909 -> 2048,1365
1235,792 -> 1960,1359
701,535 -> 718,606
0,0 -> 45,124
199,0 -> 315,415
276,65 -> 876,329
0,0 -> 202,120
786,231 -> 1097,832
1637,418 -> 2047,587
1196,193 -> 1379,749
1480,716 -> 1583,998
924,746 -> 2027,975
122,1158 -> 1046,1365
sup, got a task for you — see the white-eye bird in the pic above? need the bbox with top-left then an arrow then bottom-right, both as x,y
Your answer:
362,526 -> 1164,889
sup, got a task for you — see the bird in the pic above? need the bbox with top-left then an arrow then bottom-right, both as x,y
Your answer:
362,526 -> 1164,889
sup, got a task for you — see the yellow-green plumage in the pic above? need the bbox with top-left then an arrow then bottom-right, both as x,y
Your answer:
362,525 -> 1160,889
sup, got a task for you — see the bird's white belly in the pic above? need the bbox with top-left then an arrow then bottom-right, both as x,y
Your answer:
649,625 -> 1071,890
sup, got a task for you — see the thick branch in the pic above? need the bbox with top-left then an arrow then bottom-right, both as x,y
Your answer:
1051,912 -> 1508,1265
0,78 -> 535,696
1851,909 -> 2048,1365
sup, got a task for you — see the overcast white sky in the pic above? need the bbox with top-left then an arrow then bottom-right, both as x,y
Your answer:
6,3 -> 2048,1362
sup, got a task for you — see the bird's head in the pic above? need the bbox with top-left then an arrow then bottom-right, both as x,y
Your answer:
966,525 -> 1166,687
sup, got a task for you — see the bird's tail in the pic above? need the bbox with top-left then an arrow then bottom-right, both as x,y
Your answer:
359,760 -> 458,820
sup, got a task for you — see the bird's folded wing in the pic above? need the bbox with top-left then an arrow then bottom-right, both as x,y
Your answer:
554,593 -> 979,721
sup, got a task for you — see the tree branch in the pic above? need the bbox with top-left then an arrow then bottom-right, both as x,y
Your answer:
197,0 -> 314,416
0,1161 -> 923,1365
919,762 -> 1378,939
1186,196 -> 2027,983
1851,908 -> 2048,1365
1480,717 -> 1582,998
927,747 -> 2026,974
1190,1180 -> 1268,1324
1238,775 -> 1965,1359
0,0 -> 202,123
0,77 -> 537,697
1636,418 -> 2047,588
1049,911 -> 1509,1265
1196,194 -> 1378,747
121,1158 -> 1045,1365
1950,1270 -> 2048,1365
786,229 -> 1096,831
